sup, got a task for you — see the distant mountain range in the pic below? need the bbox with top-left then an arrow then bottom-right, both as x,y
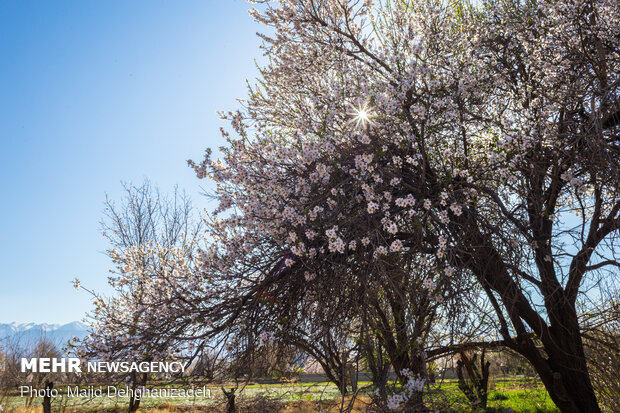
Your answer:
0,322 -> 90,348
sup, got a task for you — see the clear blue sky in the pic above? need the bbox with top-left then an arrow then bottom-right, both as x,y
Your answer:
0,1 -> 263,324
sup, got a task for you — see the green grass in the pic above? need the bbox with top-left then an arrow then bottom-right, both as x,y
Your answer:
421,379 -> 559,413
487,389 -> 559,413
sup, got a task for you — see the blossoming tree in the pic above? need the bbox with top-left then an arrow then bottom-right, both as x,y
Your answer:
72,181 -> 204,412
184,1 -> 619,411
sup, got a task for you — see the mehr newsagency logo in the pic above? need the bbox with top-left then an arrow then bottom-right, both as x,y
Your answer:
19,357 -> 211,399
21,357 -> 187,373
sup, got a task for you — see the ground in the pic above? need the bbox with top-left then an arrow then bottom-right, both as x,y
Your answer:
1,378 -> 560,412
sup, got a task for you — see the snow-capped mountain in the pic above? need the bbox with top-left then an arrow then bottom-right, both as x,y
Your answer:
0,321 -> 89,348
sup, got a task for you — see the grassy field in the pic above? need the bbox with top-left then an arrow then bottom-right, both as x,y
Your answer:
1,378 -> 559,412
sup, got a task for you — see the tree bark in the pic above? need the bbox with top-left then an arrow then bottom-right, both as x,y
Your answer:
42,381 -> 53,413
128,372 -> 147,413
456,351 -> 489,411
402,391 -> 424,413
222,387 -> 236,413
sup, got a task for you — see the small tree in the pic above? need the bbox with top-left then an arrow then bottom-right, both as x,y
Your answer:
72,180 -> 203,412
0,336 -> 64,409
456,350 -> 490,412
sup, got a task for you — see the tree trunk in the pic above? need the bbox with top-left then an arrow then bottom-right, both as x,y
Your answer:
504,300 -> 601,412
42,381 -> 53,413
402,391 -> 424,412
128,395 -> 140,413
221,387 -> 236,413
128,372 -> 148,412
519,323 -> 601,413
460,226 -> 602,413
456,351 -> 489,411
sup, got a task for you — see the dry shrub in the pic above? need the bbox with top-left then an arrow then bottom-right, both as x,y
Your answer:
235,394 -> 285,413
582,302 -> 620,413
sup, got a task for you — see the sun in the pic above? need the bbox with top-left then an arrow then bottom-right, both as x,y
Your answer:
356,108 -> 369,122
348,101 -> 374,127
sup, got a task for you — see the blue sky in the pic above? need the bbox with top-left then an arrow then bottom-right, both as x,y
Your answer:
0,1 -> 264,324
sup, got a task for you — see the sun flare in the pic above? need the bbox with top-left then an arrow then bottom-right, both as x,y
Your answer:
349,101 -> 374,127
